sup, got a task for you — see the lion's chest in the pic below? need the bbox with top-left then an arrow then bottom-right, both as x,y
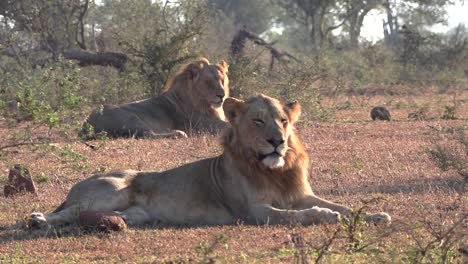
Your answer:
250,185 -> 297,210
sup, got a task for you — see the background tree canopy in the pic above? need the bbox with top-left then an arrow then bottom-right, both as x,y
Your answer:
0,0 -> 466,124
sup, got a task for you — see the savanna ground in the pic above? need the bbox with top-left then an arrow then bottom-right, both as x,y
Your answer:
0,90 -> 466,263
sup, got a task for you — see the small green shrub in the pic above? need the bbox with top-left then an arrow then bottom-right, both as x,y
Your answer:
1,61 -> 90,130
430,129 -> 468,180
441,105 -> 457,120
35,174 -> 50,183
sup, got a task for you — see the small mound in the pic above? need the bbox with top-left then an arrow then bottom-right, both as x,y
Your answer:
370,106 -> 391,121
4,164 -> 37,198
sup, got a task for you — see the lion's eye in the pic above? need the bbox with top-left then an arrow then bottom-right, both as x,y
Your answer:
253,119 -> 264,125
281,119 -> 288,125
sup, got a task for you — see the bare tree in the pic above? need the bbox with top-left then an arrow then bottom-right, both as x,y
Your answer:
342,0 -> 380,48
230,26 -> 301,73
275,0 -> 372,49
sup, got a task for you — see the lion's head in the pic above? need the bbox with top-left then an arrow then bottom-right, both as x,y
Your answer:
163,58 -> 229,111
222,94 -> 307,172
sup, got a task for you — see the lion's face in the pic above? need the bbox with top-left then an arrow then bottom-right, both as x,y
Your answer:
223,94 -> 301,169
188,60 -> 229,109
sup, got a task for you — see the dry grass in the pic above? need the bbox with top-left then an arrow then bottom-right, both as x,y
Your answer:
0,93 -> 467,263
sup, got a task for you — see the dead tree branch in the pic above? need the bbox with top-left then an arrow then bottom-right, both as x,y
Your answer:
62,48 -> 128,71
229,26 -> 302,72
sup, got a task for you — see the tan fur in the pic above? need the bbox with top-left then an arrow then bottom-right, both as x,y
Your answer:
30,94 -> 390,229
80,58 -> 230,139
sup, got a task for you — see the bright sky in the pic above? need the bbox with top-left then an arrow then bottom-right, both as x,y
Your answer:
361,1 -> 468,42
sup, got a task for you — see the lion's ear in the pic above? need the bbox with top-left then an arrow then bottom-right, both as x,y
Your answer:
285,101 -> 301,124
223,97 -> 244,124
219,60 -> 229,73
187,62 -> 204,81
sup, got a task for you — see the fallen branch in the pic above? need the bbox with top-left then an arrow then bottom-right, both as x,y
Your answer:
2,47 -> 129,71
229,26 -> 302,72
63,48 -> 128,71
0,138 -> 96,151
0,141 -> 40,151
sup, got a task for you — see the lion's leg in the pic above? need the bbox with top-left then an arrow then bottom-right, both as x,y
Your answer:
293,195 -> 391,225
121,116 -> 188,139
249,204 -> 340,225
29,203 -> 141,229
293,195 -> 352,214
30,179 -> 133,229
113,115 -> 154,138
30,205 -> 82,229
116,206 -> 151,226
30,198 -> 132,229
144,130 -> 188,139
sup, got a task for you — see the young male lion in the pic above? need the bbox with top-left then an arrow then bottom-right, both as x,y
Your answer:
31,94 -> 390,228
79,58 -> 229,139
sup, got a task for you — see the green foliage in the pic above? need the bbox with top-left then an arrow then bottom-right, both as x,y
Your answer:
59,145 -> 86,162
404,214 -> 466,264
194,234 -> 228,263
430,129 -> 468,180
408,104 -> 430,121
337,101 -> 353,110
227,56 -> 267,98
209,0 -> 277,34
138,32 -> 199,96
34,173 -> 50,183
112,0 -> 210,96
0,243 -> 28,263
96,165 -> 109,173
441,105 -> 456,120
0,0 -> 89,51
0,61 -> 89,128
306,93 -> 334,122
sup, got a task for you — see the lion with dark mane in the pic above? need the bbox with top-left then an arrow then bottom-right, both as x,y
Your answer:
80,58 -> 229,139
30,94 -> 390,228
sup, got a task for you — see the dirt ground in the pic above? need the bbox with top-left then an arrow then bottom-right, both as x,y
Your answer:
0,94 -> 466,263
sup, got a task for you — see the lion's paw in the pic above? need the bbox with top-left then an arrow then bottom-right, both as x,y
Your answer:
302,207 -> 341,225
321,209 -> 341,224
172,130 -> 188,139
364,212 -> 391,225
29,212 -> 50,229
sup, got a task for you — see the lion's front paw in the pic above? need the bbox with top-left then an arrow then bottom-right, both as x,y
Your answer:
302,207 -> 341,225
29,212 -> 50,229
322,209 -> 341,224
172,130 -> 188,139
364,212 -> 391,225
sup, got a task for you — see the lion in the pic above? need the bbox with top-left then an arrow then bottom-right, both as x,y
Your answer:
79,58 -> 230,139
30,94 -> 390,229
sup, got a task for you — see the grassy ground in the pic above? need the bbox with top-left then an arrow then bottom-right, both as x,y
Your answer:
0,93 -> 466,263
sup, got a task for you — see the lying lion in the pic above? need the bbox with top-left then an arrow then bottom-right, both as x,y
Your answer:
30,94 -> 390,228
79,58 -> 229,139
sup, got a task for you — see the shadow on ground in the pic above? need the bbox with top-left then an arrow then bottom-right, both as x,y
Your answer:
317,175 -> 465,196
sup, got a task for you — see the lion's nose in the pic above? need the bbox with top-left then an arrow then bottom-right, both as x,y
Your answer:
216,90 -> 225,100
267,138 -> 285,148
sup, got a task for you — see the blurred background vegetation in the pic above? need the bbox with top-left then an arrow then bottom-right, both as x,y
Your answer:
0,0 -> 466,134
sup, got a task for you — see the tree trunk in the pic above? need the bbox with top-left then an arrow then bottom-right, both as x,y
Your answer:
312,13 -> 323,49
349,7 -> 373,49
349,13 -> 359,49
383,0 -> 399,48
